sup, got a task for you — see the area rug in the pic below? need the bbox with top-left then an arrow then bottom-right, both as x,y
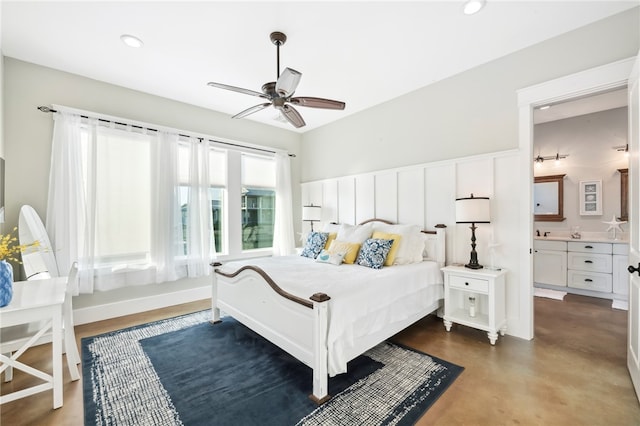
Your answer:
82,311 -> 463,425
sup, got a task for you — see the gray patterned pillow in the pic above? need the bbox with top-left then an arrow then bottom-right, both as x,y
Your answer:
356,238 -> 394,269
300,232 -> 330,259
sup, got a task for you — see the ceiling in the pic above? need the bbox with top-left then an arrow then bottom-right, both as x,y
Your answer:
533,88 -> 629,124
2,1 -> 637,133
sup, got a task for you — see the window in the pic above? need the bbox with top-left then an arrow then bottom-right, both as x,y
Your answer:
178,144 -> 226,255
241,154 -> 276,250
50,109 -> 291,293
77,122 -> 275,270
81,125 -> 154,265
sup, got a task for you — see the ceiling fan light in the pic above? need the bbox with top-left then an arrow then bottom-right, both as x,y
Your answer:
276,68 -> 302,97
463,0 -> 486,15
120,34 -> 144,48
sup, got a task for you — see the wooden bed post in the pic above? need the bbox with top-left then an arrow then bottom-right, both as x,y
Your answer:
435,224 -> 447,268
309,292 -> 331,405
210,262 -> 222,324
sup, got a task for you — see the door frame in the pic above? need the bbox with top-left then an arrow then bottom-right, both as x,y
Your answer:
517,57 -> 635,339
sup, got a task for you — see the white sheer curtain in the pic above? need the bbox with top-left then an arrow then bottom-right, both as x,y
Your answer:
185,138 -> 214,277
272,152 -> 295,256
46,112 -> 95,294
46,108 -> 214,293
150,131 -> 180,283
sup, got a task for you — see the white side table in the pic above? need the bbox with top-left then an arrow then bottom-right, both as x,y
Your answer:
0,278 -> 66,408
441,265 -> 507,345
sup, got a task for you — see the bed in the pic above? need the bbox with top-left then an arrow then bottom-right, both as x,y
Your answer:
210,219 -> 446,404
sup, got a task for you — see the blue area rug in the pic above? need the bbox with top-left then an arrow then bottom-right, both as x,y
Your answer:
82,311 -> 463,425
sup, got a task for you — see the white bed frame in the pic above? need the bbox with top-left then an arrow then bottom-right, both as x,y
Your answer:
210,221 -> 446,404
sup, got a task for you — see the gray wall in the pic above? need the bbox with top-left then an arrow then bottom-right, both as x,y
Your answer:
534,107 -> 629,233
3,59 -> 303,238
300,7 -> 640,182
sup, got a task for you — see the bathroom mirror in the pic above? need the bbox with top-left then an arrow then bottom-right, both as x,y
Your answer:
534,174 -> 565,222
18,205 -> 60,279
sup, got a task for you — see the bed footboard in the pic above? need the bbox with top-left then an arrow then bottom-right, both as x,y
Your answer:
211,262 -> 332,404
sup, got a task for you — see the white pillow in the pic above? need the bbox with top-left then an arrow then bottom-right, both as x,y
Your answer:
337,223 -> 373,244
315,249 -> 346,265
322,223 -> 342,234
371,223 -> 421,265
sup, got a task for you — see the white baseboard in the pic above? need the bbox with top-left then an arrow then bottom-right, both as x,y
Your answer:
73,285 -> 210,325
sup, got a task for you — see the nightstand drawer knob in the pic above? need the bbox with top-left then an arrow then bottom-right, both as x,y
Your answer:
465,282 -> 469,286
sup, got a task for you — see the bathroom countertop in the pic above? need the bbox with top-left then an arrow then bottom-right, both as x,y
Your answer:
534,235 -> 629,244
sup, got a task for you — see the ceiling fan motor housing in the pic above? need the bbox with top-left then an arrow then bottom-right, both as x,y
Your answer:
270,31 -> 287,46
261,82 -> 277,98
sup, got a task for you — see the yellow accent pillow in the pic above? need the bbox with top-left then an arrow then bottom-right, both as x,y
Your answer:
328,240 -> 361,264
324,233 -> 337,250
372,231 -> 402,266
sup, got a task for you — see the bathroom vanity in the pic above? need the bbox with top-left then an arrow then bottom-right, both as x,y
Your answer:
533,234 -> 629,308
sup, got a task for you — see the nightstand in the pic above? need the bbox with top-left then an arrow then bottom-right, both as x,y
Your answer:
441,265 -> 507,345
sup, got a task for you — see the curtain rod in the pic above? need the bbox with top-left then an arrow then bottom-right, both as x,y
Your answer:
37,106 -> 296,158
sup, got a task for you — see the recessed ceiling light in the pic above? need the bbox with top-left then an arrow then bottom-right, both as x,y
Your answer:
120,34 -> 144,48
539,105 -> 551,110
463,0 -> 486,15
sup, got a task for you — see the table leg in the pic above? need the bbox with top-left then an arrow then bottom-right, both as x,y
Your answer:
52,306 -> 63,409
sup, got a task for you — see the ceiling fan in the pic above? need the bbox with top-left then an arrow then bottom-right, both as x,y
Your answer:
207,31 -> 345,128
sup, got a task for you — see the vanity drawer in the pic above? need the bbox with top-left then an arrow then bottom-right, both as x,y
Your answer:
567,252 -> 612,273
567,242 -> 612,255
568,270 -> 612,293
534,240 -> 567,251
448,275 -> 489,293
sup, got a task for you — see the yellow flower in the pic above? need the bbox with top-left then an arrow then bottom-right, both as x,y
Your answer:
0,227 -> 40,263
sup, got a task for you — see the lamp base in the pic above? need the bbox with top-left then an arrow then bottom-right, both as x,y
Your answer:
465,262 -> 484,270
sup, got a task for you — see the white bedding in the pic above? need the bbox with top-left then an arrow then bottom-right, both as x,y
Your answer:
218,256 -> 443,375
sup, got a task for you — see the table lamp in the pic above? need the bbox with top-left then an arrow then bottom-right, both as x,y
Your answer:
302,204 -> 322,232
456,194 -> 491,269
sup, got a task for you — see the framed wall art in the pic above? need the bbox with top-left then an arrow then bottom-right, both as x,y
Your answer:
579,180 -> 602,216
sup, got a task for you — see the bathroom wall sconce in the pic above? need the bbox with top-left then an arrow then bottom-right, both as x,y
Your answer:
613,144 -> 629,157
534,153 -> 568,165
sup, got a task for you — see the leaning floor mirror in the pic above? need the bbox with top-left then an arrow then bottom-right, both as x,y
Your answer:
18,205 -> 59,280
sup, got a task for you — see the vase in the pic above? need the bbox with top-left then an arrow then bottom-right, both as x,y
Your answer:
0,260 -> 14,307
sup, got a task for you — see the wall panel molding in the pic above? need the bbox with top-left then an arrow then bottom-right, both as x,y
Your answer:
300,148 -> 524,338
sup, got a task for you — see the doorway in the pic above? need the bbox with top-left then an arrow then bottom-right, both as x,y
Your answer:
532,89 -> 629,307
517,57 -> 636,340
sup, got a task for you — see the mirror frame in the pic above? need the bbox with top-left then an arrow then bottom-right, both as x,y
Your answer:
534,174 -> 566,222
618,168 -> 628,222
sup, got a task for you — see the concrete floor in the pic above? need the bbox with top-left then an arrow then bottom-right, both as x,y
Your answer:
1,294 -> 639,425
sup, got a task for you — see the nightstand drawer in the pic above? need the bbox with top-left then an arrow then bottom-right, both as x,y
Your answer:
449,275 -> 489,293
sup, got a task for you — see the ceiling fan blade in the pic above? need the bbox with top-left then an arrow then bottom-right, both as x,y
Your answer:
232,103 -> 272,119
290,97 -> 346,110
207,81 -> 269,99
279,104 -> 306,128
275,67 -> 302,97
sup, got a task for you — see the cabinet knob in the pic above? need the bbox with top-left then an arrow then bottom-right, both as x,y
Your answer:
584,260 -> 593,264
585,245 -> 593,249
629,264 -> 640,276
465,282 -> 469,286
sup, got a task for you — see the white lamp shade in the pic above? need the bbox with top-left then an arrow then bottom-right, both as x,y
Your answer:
302,205 -> 322,222
456,196 -> 490,223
